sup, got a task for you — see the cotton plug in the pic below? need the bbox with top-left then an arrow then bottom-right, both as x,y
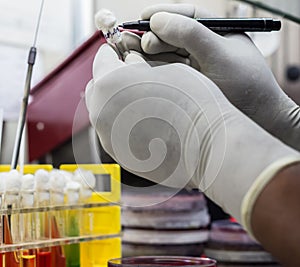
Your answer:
4,170 -> 21,205
49,170 -> 67,205
21,174 -> 35,207
73,169 -> 97,200
35,169 -> 50,190
5,170 -> 21,192
65,181 -> 81,205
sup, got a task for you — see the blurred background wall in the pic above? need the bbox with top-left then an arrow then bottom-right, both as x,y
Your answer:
0,0 -> 299,165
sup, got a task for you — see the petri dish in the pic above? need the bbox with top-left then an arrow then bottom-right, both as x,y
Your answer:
205,220 -> 278,264
108,256 -> 217,267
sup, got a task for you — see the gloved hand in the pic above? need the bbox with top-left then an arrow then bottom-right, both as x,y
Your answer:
85,43 -> 300,234
123,3 -> 300,151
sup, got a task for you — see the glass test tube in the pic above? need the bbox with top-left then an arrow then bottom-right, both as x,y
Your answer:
64,180 -> 81,267
94,9 -> 129,60
3,170 -> 22,267
49,170 -> 66,267
20,254 -> 35,267
73,169 -> 97,266
73,169 -> 96,236
20,174 -> 37,267
34,170 -> 51,267
3,215 -> 20,267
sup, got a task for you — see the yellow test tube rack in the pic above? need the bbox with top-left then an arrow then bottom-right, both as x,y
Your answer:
0,164 -> 121,267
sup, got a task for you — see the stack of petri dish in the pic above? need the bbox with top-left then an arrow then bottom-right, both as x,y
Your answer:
204,220 -> 281,266
122,189 -> 210,257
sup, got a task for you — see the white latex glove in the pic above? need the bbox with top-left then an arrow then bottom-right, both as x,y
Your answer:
85,44 -> 300,234
123,3 -> 300,151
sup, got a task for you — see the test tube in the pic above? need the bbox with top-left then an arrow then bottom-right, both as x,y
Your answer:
73,169 -> 97,265
49,170 -> 66,267
64,180 -> 81,267
73,168 -> 96,235
3,215 -> 20,267
20,174 -> 36,267
94,9 -> 129,60
34,169 -> 51,267
20,254 -> 35,267
3,170 -> 22,267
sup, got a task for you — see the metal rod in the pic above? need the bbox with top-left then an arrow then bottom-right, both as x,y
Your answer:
10,56 -> 35,169
10,0 -> 45,169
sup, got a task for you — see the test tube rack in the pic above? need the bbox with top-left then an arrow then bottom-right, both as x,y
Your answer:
0,164 -> 121,267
